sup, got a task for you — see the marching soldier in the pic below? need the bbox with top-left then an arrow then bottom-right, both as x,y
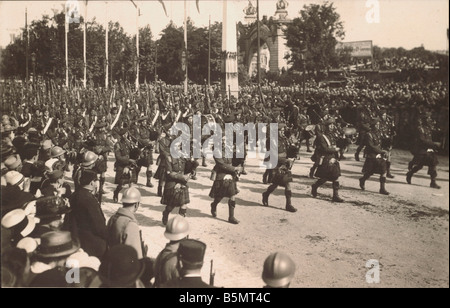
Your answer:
379,108 -> 396,178
113,128 -> 138,203
154,126 -> 172,197
358,118 -> 390,195
354,103 -> 372,161
161,142 -> 193,225
133,116 -> 157,188
209,135 -> 242,224
92,122 -> 112,197
261,124 -> 298,212
310,119 -> 344,202
406,113 -> 441,188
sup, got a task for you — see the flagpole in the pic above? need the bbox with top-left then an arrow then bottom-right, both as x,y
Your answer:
25,7 -> 29,86
105,1 -> 108,89
256,0 -> 261,85
208,14 -> 211,87
136,7 -> 139,90
184,0 -> 188,95
65,9 -> 69,88
83,0 -> 87,88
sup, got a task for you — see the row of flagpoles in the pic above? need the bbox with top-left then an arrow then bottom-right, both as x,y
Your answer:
25,0 -> 225,93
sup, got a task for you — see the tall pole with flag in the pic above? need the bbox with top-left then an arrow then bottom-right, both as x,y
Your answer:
25,7 -> 29,87
208,14 -> 211,86
131,0 -> 139,90
65,6 -> 69,88
256,0 -> 261,85
105,1 -> 108,89
183,0 -> 188,95
83,1 -> 87,88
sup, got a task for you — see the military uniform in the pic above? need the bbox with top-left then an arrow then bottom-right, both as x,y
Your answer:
161,156 -> 191,225
379,113 -> 396,178
261,124 -> 297,212
154,133 -> 172,197
209,145 -> 240,224
310,125 -> 344,202
406,116 -> 440,188
359,120 -> 389,195
113,131 -> 138,202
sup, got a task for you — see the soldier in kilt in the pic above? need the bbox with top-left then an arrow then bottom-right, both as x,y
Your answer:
261,124 -> 298,212
161,144 -> 192,225
113,128 -> 138,203
134,116 -> 158,188
310,119 -> 344,202
358,118 -> 390,195
379,109 -> 396,178
93,123 -> 112,195
209,136 -> 242,224
406,113 -> 441,189
154,126 -> 173,197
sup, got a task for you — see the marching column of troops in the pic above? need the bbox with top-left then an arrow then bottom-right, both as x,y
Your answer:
1,78 -> 444,288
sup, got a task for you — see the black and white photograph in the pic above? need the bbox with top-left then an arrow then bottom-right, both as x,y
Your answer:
0,0 -> 448,290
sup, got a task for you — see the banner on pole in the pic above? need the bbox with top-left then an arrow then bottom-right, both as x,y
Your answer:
336,40 -> 373,58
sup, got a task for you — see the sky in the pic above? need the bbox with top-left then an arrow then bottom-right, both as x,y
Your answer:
0,0 -> 448,51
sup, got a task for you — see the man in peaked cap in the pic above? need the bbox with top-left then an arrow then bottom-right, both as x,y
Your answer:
161,239 -> 215,288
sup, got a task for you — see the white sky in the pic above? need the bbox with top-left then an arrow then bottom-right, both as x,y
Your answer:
0,0 -> 448,51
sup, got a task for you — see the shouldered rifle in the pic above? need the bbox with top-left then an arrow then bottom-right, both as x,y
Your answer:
209,259 -> 215,286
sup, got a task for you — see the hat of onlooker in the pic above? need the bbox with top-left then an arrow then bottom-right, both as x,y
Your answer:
1,209 -> 36,240
35,231 -> 80,259
98,244 -> 145,287
35,196 -> 71,219
79,169 -> 98,186
4,170 -> 25,186
177,239 -> 207,269
16,237 -> 39,255
4,155 -> 22,170
41,140 -> 53,150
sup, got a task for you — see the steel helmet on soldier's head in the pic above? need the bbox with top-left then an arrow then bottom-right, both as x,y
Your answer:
262,252 -> 296,288
81,151 -> 98,167
121,187 -> 141,204
50,146 -> 66,158
164,216 -> 189,241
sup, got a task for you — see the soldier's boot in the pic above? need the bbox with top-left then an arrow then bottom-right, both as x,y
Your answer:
178,207 -> 187,217
113,185 -> 122,203
311,178 -> 327,198
406,165 -> 421,184
240,163 -> 247,175
339,149 -> 346,160
146,171 -> 154,188
379,177 -> 389,195
262,170 -> 269,184
228,200 -> 239,224
157,185 -> 163,197
285,190 -> 297,213
332,181 -> 344,203
210,197 -> 222,218
202,157 -> 207,167
162,206 -> 174,225
267,170 -> 274,183
407,161 -> 413,171
359,174 -> 370,190
354,148 -> 361,161
430,170 -> 441,189
386,162 -> 395,179
306,140 -> 312,153
430,178 -> 441,189
309,165 -> 317,179
98,177 -> 105,194
262,184 -> 277,206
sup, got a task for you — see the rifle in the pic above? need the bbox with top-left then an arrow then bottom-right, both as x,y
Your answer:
209,259 -> 215,286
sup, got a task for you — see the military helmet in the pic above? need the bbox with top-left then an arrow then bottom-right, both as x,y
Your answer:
50,146 -> 66,158
81,151 -> 98,167
164,216 -> 189,241
121,187 -> 141,204
262,252 -> 296,288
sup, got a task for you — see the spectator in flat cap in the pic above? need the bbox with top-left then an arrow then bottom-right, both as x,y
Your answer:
1,209 -> 37,248
66,169 -> 108,259
162,239 -> 216,288
4,154 -> 23,172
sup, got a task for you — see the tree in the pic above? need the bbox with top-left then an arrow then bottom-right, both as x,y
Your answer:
284,1 -> 345,73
